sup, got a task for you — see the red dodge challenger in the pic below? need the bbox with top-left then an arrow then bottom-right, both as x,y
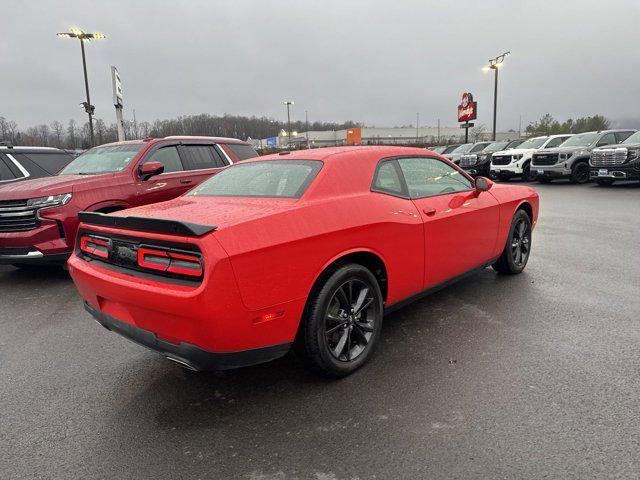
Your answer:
69,146 -> 538,377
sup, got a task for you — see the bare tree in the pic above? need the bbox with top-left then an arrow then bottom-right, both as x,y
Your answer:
67,119 -> 78,149
50,121 -> 64,147
470,124 -> 487,142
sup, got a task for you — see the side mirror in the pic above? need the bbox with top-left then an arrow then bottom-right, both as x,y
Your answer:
138,161 -> 164,180
475,176 -> 493,192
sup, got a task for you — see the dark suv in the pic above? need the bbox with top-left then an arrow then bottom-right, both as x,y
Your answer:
459,139 -> 524,177
0,145 -> 74,185
532,130 -> 636,183
0,136 -> 257,267
590,130 -> 640,185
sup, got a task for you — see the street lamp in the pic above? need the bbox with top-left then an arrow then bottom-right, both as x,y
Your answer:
57,28 -> 106,147
483,51 -> 510,141
283,101 -> 294,148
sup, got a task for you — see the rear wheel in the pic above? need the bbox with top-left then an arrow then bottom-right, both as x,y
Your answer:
596,178 -> 615,186
296,264 -> 383,378
493,209 -> 532,275
570,162 -> 590,184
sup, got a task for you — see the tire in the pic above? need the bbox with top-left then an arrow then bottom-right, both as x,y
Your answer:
295,264 -> 383,378
538,176 -> 552,184
596,178 -> 615,186
521,162 -> 536,182
570,161 -> 590,184
492,209 -> 532,275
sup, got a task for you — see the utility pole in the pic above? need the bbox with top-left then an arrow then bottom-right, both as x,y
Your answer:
283,101 -> 294,148
305,110 -> 310,149
485,51 -> 510,142
437,118 -> 440,144
416,112 -> 419,143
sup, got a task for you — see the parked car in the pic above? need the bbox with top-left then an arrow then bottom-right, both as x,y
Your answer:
533,130 -> 636,184
69,146 -> 539,377
428,146 -> 447,154
459,139 -> 523,177
490,134 -> 573,181
441,144 -> 462,155
590,130 -> 640,185
0,145 -> 74,184
446,141 -> 493,165
0,136 -> 257,267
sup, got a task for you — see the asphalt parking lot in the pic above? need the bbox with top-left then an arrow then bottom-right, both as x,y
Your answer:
1,182 -> 639,480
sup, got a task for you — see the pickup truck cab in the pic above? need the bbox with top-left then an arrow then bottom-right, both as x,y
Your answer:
0,136 -> 257,267
490,134 -> 572,181
532,130 -> 635,183
590,130 -> 640,185
1,146 -> 74,184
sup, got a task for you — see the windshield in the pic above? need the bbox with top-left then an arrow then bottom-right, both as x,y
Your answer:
442,145 -> 460,154
470,142 -> 491,153
623,131 -> 640,144
484,141 -> 509,152
450,143 -> 473,154
59,144 -> 144,175
560,133 -> 598,147
189,160 -> 322,199
506,139 -> 524,149
517,137 -> 547,149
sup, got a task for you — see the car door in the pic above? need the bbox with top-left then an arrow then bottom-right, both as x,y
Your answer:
134,143 -> 194,206
396,156 -> 500,288
179,143 -> 229,187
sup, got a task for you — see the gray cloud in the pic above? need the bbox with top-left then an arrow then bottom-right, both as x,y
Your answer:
2,0 -> 640,131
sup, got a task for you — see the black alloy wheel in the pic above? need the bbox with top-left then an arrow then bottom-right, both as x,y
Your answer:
296,264 -> 383,377
493,209 -> 532,274
522,162 -> 536,182
571,162 -> 590,184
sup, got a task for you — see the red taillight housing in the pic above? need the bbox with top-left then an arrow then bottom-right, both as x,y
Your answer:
79,235 -> 110,259
137,246 -> 203,278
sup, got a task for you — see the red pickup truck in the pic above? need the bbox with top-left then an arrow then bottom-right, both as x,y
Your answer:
0,136 -> 257,267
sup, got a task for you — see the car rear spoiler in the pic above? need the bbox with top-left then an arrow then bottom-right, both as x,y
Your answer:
78,212 -> 217,237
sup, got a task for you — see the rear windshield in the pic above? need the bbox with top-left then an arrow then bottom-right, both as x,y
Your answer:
226,143 -> 259,161
189,160 -> 322,199
59,144 -> 144,175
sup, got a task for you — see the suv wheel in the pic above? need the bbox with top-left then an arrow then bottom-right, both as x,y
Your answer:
493,209 -> 532,275
522,162 -> 536,182
596,178 -> 615,186
296,264 -> 383,378
570,162 -> 590,184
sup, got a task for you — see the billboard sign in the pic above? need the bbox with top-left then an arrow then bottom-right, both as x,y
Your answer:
457,92 -> 477,123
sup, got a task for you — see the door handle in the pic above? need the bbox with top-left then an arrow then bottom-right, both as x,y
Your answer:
180,179 -> 193,184
423,208 -> 436,217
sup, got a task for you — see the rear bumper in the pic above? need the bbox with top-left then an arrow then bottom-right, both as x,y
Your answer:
85,303 -> 291,371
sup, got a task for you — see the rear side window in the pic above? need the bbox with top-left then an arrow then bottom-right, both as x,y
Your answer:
22,152 -> 74,174
189,160 -> 322,199
0,157 -> 16,181
145,146 -> 184,173
226,143 -> 259,161
372,160 -> 405,196
182,145 -> 226,169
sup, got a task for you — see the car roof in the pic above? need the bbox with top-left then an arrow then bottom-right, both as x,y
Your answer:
0,146 -> 67,152
245,146 -> 433,163
96,136 -> 250,148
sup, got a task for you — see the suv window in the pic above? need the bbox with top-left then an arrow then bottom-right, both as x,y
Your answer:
226,143 -> 259,161
183,145 -> 225,170
615,131 -> 634,143
372,160 -> 405,196
0,157 -> 16,181
597,133 -> 616,147
397,157 -> 473,199
146,146 -> 184,173
544,137 -> 566,148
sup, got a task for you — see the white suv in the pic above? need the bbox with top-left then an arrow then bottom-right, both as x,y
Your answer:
490,134 -> 573,181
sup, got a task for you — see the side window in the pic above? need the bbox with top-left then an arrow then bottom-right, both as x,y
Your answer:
544,137 -> 564,148
183,145 -> 226,170
372,160 -> 405,196
615,131 -> 633,143
0,157 -> 16,181
145,146 -> 184,173
24,153 -> 74,174
397,157 -> 473,199
226,143 -> 259,161
597,133 -> 616,147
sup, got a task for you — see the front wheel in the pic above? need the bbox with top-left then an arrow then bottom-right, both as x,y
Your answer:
493,210 -> 532,275
296,264 -> 383,378
522,162 -> 537,182
570,162 -> 590,184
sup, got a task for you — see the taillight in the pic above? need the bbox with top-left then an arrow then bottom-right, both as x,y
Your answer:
137,246 -> 203,278
80,235 -> 110,259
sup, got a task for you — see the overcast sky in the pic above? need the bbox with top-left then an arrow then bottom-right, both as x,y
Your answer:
2,0 -> 640,132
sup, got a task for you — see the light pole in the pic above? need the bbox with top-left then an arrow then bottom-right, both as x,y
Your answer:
57,28 -> 106,147
283,101 -> 294,148
484,51 -> 510,141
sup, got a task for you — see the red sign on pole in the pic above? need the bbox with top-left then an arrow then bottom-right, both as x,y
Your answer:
457,92 -> 477,123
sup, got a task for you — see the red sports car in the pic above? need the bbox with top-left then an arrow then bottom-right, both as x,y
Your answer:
69,146 -> 538,377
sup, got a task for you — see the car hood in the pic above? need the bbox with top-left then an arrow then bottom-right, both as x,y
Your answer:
109,195 -> 299,231
538,146 -> 587,155
0,173 -> 115,200
492,148 -> 537,156
594,142 -> 640,151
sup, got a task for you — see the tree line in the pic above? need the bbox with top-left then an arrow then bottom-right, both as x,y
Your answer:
525,114 -> 611,136
0,114 -> 362,150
